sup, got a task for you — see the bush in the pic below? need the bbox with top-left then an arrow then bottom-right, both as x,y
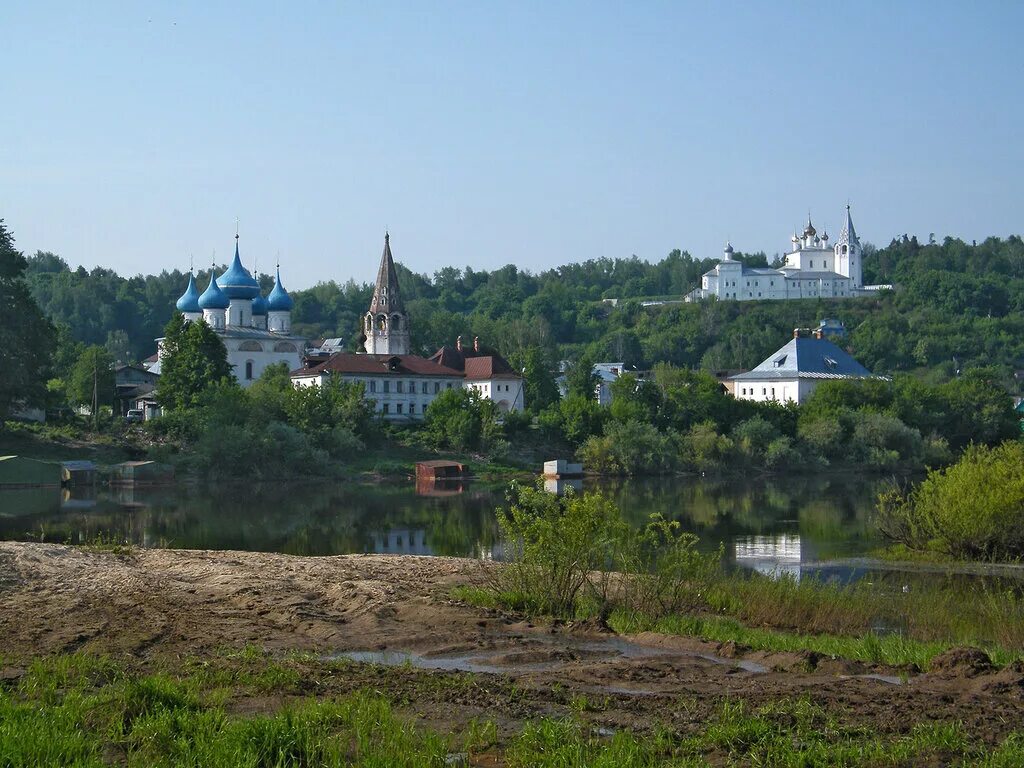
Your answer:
876,441 -> 1024,559
496,483 -> 628,616
580,420 -> 676,476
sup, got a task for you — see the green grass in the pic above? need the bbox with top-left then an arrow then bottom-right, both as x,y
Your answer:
4,651 -> 1024,767
453,568 -> 1024,669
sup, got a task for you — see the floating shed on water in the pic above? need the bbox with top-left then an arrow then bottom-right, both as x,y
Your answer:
415,460 -> 469,482
61,460 -> 98,487
0,456 -> 62,488
108,461 -> 174,486
543,459 -> 583,479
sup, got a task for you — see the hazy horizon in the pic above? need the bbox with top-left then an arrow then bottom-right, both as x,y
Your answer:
3,2 -> 1021,290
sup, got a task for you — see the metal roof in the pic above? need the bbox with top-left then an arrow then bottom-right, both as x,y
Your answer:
729,336 -> 879,381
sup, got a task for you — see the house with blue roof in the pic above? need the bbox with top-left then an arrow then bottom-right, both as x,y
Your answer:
729,329 -> 885,404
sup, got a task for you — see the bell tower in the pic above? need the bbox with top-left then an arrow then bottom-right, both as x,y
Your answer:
835,204 -> 862,288
363,232 -> 411,355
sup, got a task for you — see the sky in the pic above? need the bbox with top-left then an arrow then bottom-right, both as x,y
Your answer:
2,2 -> 1022,290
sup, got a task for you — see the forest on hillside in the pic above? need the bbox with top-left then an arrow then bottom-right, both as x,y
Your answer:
21,233 -> 1024,389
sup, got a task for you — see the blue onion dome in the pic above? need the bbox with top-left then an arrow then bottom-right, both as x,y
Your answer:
217,237 -> 261,300
252,285 -> 268,317
267,267 -> 294,311
175,272 -> 201,312
198,274 -> 230,310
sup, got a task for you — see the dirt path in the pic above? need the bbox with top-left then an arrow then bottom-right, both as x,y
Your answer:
2,542 -> 1023,743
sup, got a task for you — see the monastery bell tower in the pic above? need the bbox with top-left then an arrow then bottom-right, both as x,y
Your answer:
835,205 -> 863,289
363,233 -> 411,355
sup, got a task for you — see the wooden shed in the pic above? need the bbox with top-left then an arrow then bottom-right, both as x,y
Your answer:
415,460 -> 468,482
0,456 -> 62,488
61,460 -> 98,487
108,461 -> 175,486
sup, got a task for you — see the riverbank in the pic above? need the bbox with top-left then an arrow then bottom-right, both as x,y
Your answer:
2,543 -> 1024,765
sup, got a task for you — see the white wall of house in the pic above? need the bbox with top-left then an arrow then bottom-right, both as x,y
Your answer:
466,377 -> 525,413
292,372 -> 463,420
733,378 -> 821,405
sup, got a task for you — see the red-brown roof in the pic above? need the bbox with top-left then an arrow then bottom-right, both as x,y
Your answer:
292,352 -> 462,378
428,345 -> 520,379
463,355 -> 519,380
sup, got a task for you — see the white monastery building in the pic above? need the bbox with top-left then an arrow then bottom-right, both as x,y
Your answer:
291,234 -> 525,419
729,328 -> 885,405
157,235 -> 304,386
689,206 -> 889,302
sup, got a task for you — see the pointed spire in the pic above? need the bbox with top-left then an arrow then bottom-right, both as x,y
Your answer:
840,203 -> 859,245
369,231 -> 404,314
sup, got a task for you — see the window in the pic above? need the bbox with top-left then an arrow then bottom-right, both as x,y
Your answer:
771,388 -> 775,399
762,387 -> 767,395
421,381 -> 428,394
382,403 -> 389,414
447,382 -> 453,389
383,381 -> 390,393
409,381 -> 415,393
434,382 -> 440,394
409,402 -> 415,414
245,361 -> 254,380
773,355 -> 787,368
369,380 -> 377,393
397,381 -> 404,393
397,403 -> 403,414
273,341 -> 297,352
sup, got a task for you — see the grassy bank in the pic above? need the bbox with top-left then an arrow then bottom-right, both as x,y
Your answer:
470,482 -> 1024,670
3,650 -> 1023,767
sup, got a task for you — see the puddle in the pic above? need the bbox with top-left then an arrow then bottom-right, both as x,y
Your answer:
847,673 -> 905,686
332,634 -> 768,677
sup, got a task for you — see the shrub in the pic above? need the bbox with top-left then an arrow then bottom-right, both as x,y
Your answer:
876,441 -> 1024,559
580,420 -> 676,476
495,483 -> 629,616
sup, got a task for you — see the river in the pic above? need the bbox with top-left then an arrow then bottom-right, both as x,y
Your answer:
0,474 -> 897,581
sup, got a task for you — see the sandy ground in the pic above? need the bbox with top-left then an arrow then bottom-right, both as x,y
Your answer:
1,542 -> 1023,743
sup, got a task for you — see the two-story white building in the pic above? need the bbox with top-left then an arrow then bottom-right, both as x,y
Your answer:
290,234 -> 525,418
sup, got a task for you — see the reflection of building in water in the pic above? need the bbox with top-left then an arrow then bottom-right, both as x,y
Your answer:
415,474 -> 467,497
543,477 -> 583,495
733,534 -> 805,580
371,528 -> 432,556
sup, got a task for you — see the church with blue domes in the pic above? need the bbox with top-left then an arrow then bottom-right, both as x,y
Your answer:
154,234 -> 306,386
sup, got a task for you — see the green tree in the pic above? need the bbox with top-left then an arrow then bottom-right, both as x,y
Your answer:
563,354 -> 598,399
158,315 -> 233,411
67,345 -> 116,412
0,220 -> 55,420
423,387 -> 500,452
522,346 -> 559,413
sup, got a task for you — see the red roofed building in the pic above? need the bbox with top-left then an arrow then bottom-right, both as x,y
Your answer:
290,236 -> 524,419
428,336 -> 525,413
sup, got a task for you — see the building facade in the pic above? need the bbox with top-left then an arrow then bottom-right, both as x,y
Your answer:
292,234 -> 525,418
729,328 -> 884,405
156,235 -> 305,387
689,206 -> 885,302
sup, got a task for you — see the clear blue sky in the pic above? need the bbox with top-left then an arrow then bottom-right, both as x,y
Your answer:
2,2 -> 1021,289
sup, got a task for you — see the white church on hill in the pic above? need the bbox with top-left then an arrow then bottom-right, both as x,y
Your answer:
688,206 -> 890,302
154,234 -> 306,386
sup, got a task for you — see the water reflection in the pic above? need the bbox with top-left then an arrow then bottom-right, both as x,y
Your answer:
0,474 -> 891,573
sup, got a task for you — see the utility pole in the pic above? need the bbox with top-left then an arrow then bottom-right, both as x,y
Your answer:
92,356 -> 98,432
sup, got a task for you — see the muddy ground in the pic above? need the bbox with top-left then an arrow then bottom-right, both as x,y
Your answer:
1,542 -> 1023,745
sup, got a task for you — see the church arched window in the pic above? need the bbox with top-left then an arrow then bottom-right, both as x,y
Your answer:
273,342 -> 297,353
245,360 -> 254,380
377,314 -> 388,331
238,341 -> 263,352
